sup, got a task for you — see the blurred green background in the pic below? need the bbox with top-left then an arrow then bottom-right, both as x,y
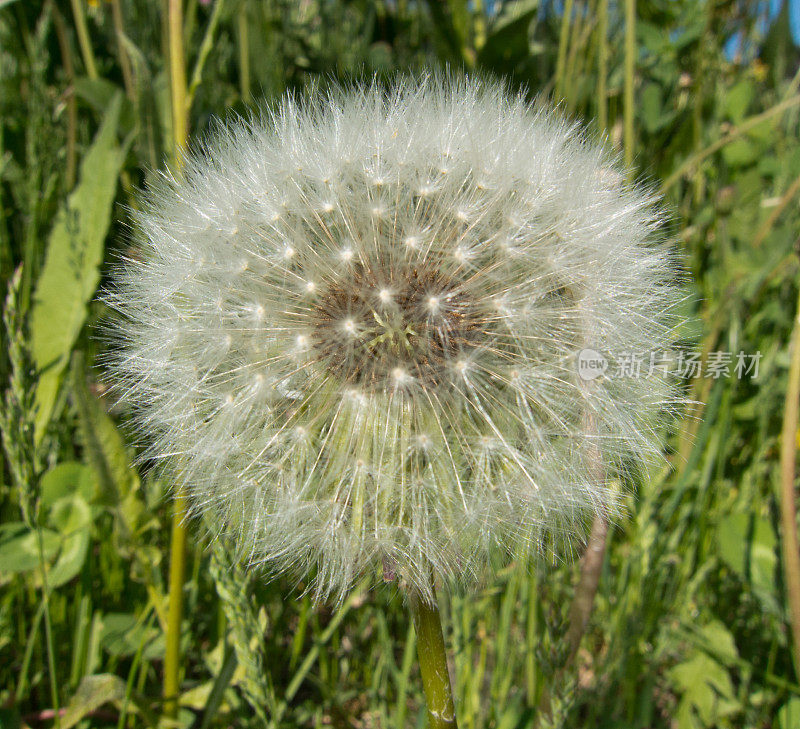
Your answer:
2,0 -> 800,727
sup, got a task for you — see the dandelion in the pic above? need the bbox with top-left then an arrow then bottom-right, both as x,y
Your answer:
104,75 -> 681,727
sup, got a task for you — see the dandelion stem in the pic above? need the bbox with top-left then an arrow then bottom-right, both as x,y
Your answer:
409,592 -> 458,729
163,0 -> 189,720
779,285 -> 800,680
163,492 -> 188,718
563,514 -> 608,664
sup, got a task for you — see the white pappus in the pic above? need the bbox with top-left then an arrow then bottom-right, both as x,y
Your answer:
103,75 -> 683,604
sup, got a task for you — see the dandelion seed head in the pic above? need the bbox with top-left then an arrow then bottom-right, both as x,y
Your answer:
103,76 -> 684,604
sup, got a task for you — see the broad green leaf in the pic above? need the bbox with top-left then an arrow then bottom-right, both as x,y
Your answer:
60,674 -> 126,729
698,620 -> 738,664
100,612 -> 162,659
73,78 -> 135,135
46,495 -> 92,587
40,461 -> 96,508
30,94 -> 128,441
717,512 -> 778,612
669,653 -> 740,727
721,137 -> 758,167
0,526 -> 60,577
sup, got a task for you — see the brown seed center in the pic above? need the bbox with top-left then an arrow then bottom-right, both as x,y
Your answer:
309,262 -> 482,390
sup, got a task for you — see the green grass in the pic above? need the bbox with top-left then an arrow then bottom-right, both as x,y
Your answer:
2,1 -> 800,727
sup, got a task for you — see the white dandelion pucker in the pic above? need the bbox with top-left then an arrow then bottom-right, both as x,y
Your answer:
106,77 -> 678,604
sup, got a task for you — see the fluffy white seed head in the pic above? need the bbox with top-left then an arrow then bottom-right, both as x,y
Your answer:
104,76 -> 682,604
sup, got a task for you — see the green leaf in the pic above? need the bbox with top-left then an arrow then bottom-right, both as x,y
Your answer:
476,10 -> 536,73
72,354 -> 145,542
30,93 -> 128,441
100,612 -> 162,659
40,461 -> 96,509
73,78 -> 135,135
669,653 -> 740,728
72,357 -> 138,504
716,512 -> 778,612
721,137 -> 758,167
698,620 -> 738,664
60,674 -> 126,729
47,495 -> 92,587
0,526 -> 60,577
724,80 -> 754,123
779,698 -> 800,729
641,83 -> 664,134
0,488 -> 94,586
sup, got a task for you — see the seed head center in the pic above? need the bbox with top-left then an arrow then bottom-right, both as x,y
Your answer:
308,262 -> 482,389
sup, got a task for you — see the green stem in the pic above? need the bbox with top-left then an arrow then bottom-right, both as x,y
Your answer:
110,0 -> 136,101
52,5 -> 77,190
37,527 -> 60,728
780,286 -> 800,680
187,0 -> 227,108
525,569 -> 538,705
409,593 -> 457,729
168,0 -> 189,163
237,1 -> 251,104
68,0 -> 98,79
163,0 -> 190,720
554,0 -> 574,100
163,493 -> 188,718
596,0 -> 608,133
623,0 -> 635,169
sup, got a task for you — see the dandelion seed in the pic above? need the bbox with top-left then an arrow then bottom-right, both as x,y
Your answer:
103,75 -> 683,609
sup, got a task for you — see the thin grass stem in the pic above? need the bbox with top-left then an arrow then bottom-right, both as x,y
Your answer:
623,0 -> 635,169
237,1 -> 251,104
554,0 -> 574,101
52,5 -> 77,190
68,0 -> 98,79
596,0 -> 608,133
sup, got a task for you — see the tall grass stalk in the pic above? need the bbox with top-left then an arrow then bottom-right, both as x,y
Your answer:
596,0 -> 608,133
624,0 -> 635,169
779,280 -> 800,680
187,0 -> 227,106
110,0 -> 135,100
68,0 -> 97,79
162,0 -> 190,719
554,0 -> 574,100
52,5 -> 77,190
237,2 -> 251,104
